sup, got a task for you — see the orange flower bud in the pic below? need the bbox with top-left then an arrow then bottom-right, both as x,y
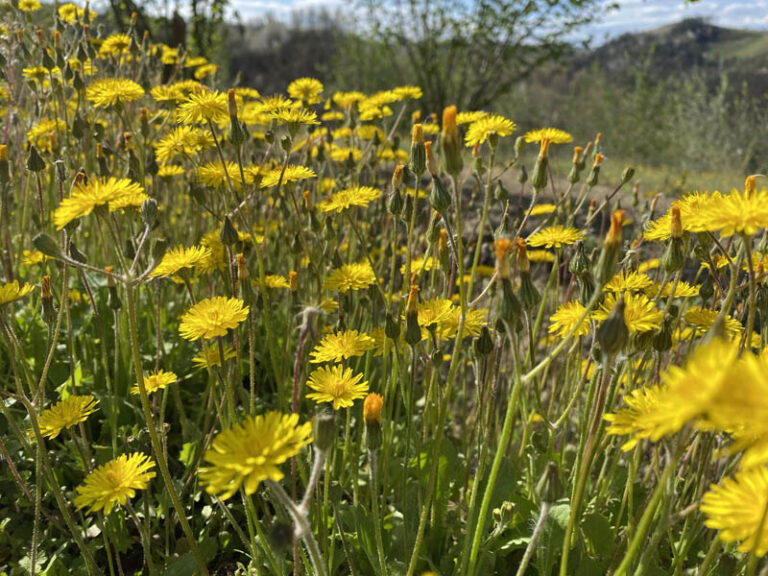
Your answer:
593,153 -> 605,167
41,275 -> 52,299
0,145 -> 6,161
495,238 -> 513,279
363,393 -> 384,424
405,284 -> 420,315
289,270 -> 297,292
670,206 -> 682,239
745,175 -> 757,198
411,123 -> 423,144
392,164 -> 404,190
572,146 -> 583,164
236,253 -> 248,281
227,88 -> 238,119
606,209 -> 625,246
515,237 -> 530,274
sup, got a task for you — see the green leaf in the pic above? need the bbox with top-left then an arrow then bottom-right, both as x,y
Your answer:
163,553 -> 197,576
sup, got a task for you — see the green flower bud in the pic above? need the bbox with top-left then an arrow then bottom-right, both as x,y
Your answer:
313,409 -> 336,452
474,326 -> 494,357
33,233 -> 62,259
220,216 -> 239,246
531,155 -> 548,191
26,145 -> 46,172
518,164 -> 528,184
597,295 -> 628,357
429,175 -> 452,214
621,167 -> 636,185
662,237 -> 685,272
141,198 -> 158,228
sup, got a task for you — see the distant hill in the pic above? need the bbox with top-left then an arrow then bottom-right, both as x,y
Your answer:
574,18 -> 768,93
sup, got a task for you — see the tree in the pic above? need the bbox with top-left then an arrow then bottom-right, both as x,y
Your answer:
350,0 -> 613,112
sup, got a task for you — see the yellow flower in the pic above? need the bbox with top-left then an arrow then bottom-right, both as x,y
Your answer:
684,306 -> 742,338
324,261 -> 376,292
74,453 -> 155,514
603,271 -> 653,293
0,280 -> 34,306
690,188 -> 768,237
363,393 -> 384,424
197,161 -> 258,191
310,330 -> 376,363
177,90 -> 228,124
527,250 -> 555,263
272,107 -> 320,127
58,2 -> 96,24
260,165 -> 317,189
131,370 -> 178,395
200,412 -> 313,499
53,177 -> 147,230
455,111 -> 487,125
306,365 -> 369,410
526,225 -> 583,249
19,0 -> 42,12
194,63 -> 218,80
392,85 -> 423,100
264,275 -> 290,289
287,77 -> 324,103
604,385 -> 669,451
701,467 -> 768,556
548,300 -> 590,339
317,186 -> 381,213
86,78 -> 144,108
150,245 -> 211,279
605,338 -> 738,448
38,395 -> 99,439
20,250 -> 46,266
193,345 -> 236,369
464,114 -> 516,147
157,165 -> 185,178
592,292 -> 662,334
644,281 -> 699,299
154,125 -> 214,164
529,203 -> 556,216
179,297 -> 250,340
524,128 -> 573,145
27,119 -> 66,152
333,91 -> 366,109
643,191 -> 714,242
99,34 -> 132,58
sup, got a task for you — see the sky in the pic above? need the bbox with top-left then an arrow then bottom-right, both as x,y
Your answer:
226,0 -> 768,42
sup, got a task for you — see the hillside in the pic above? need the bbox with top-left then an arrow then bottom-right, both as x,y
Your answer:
575,18 -> 768,92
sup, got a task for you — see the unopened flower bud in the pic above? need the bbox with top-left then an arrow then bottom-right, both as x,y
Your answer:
364,393 -> 383,451
597,295 -> 628,356
621,166 -> 635,185
596,210 -> 625,286
516,239 -> 539,310
141,198 -> 157,228
0,145 -> 10,185
495,238 -> 513,279
385,312 -> 400,340
429,174 -> 452,214
27,145 -> 46,172
425,141 -> 438,177
105,266 -> 122,310
392,164 -> 404,191
33,233 -> 62,259
514,136 -> 525,158
313,410 -> 336,452
494,180 -> 509,202
746,174 -> 757,198
409,124 -> 426,176
404,284 -> 422,346
220,216 -> 239,246
440,106 -> 463,176
41,275 -> 57,328
474,326 -> 494,357
387,187 -> 404,217
531,154 -> 548,191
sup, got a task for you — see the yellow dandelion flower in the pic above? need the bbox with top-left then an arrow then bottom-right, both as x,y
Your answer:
194,63 -> 218,80
200,412 -> 312,499
701,467 -> 768,556
177,90 -> 228,124
233,87 -> 261,100
150,245 -> 211,279
272,107 -> 320,127
603,270 -> 653,293
20,250 -> 46,266
193,345 -> 236,369
464,114 -> 516,147
27,119 -> 66,152
310,330 -> 376,363
53,177 -> 147,230
527,250 -> 556,263
604,385 -> 669,451
154,125 -> 213,164
529,203 -> 557,216
548,300 -> 590,339
179,297 -> 249,340
99,34 -> 132,58
455,111 -> 488,125
260,165 -> 316,189
0,280 -> 34,306
86,78 -> 144,108
287,77 -> 324,103
324,262 -> 376,293
306,364 -> 369,410
392,85 -> 423,100
643,191 -> 716,242
526,225 -> 583,249
262,275 -> 290,289
690,188 -> 768,237
19,0 -> 42,11
37,395 -> 99,439
322,111 -> 345,122
644,281 -> 700,299
317,186 -> 381,213
157,165 -> 185,178
638,258 -> 660,273
333,91 -> 366,109
524,127 -> 573,145
592,292 -> 662,334
130,370 -> 178,395
438,307 -> 488,341
58,3 -> 96,24
74,453 -> 155,514
684,306 -> 742,338
197,161 -> 258,191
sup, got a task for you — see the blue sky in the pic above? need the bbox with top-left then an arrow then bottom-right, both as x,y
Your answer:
226,0 -> 768,42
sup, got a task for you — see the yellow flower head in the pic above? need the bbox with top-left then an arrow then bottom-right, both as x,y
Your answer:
310,330 -> 376,363
271,107 -> 320,127
150,245 -> 211,279
58,2 -> 96,24
260,165 -> 317,189
193,345 -> 236,369
643,191 -> 715,242
86,78 -> 144,109
38,395 -> 99,439
324,261 -> 376,292
53,177 -> 147,230
689,187 -> 768,238
179,297 -> 250,340
526,225 -> 584,249
392,85 -> 422,100
317,186 -> 382,213
200,412 -> 312,499
287,78 -> 324,104
19,0 -> 42,12
464,114 -> 516,147
0,280 -> 34,306
701,467 -> 768,556
364,393 -> 384,424
177,90 -> 228,124
603,270 -> 653,293
548,300 -> 590,339
525,127 -> 573,156
684,306 -> 742,338
99,34 -> 132,58
74,453 -> 156,514
592,292 -> 662,334
154,125 -> 214,164
306,364 -> 369,410
604,385 -> 669,451
131,370 -> 178,395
